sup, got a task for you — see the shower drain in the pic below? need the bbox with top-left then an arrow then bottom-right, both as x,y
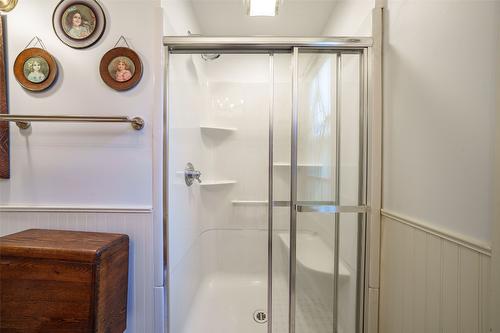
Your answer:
253,310 -> 268,324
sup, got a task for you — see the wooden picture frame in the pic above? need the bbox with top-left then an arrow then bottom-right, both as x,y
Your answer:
99,47 -> 143,91
52,0 -> 106,49
0,16 -> 9,179
13,48 -> 58,92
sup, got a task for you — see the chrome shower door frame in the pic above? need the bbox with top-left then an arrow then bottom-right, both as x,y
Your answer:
163,37 -> 372,333
290,47 -> 369,333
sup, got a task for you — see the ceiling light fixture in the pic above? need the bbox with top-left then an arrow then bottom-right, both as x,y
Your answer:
245,0 -> 281,17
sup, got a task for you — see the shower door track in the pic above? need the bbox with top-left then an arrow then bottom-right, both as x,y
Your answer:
163,36 -> 372,333
164,36 -> 372,52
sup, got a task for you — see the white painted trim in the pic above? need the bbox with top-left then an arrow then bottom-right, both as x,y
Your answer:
364,6 -> 383,333
381,209 -> 492,256
152,2 -> 166,291
0,206 -> 153,214
366,288 -> 379,333
154,286 -> 165,333
491,16 -> 500,332
368,6 -> 383,291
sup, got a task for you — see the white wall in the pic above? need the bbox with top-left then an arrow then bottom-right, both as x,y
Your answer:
380,0 -> 500,332
492,21 -> 500,332
0,0 -> 164,332
190,0 -> 337,36
162,0 -> 200,35
322,1 -> 499,331
0,0 -> 162,207
322,0 -> 374,37
383,0 -> 500,246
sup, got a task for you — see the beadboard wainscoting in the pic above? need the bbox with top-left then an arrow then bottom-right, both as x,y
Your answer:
379,211 -> 492,333
0,209 -> 156,333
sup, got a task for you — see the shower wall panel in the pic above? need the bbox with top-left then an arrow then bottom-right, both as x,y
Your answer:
168,53 -> 270,333
199,55 -> 269,233
168,53 -> 206,333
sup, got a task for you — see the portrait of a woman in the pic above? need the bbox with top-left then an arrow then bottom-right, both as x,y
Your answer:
63,6 -> 95,40
23,57 -> 49,84
109,57 -> 135,83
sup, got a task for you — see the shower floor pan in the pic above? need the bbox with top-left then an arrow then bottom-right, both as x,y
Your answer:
181,273 -> 268,333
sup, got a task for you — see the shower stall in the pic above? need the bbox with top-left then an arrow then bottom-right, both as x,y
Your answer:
164,37 -> 371,333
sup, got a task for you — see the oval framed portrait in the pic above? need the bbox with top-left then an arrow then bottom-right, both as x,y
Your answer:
100,47 -> 143,91
13,48 -> 58,92
52,0 -> 106,49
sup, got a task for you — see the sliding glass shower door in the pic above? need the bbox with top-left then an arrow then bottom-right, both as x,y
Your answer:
165,39 -> 369,333
289,49 -> 367,333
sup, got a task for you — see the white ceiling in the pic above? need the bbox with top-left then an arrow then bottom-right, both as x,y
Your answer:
188,0 -> 338,36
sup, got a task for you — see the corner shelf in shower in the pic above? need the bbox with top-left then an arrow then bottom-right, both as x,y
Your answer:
199,125 -> 237,132
200,180 -> 237,187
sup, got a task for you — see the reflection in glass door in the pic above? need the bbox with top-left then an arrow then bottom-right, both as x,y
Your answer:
290,49 -> 367,333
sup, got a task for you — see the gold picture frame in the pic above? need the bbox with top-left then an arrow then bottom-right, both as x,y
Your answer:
0,0 -> 18,12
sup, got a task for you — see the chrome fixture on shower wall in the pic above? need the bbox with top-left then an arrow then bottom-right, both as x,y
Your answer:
184,162 -> 202,187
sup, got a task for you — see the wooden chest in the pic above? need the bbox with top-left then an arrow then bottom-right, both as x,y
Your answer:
0,229 -> 129,333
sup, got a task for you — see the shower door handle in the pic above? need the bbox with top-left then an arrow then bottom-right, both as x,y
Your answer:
185,163 -> 202,186
295,204 -> 368,214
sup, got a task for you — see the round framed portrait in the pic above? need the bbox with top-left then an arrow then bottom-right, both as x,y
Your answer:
100,47 -> 143,91
0,0 -> 18,12
13,48 -> 58,92
52,0 -> 106,49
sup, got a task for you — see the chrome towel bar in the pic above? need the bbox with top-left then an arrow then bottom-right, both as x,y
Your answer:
0,114 -> 145,130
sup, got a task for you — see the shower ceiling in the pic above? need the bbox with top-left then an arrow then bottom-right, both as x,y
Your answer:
188,0 -> 338,35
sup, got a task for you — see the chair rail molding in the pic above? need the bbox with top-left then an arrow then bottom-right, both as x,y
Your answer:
0,205 -> 153,214
381,209 -> 491,256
